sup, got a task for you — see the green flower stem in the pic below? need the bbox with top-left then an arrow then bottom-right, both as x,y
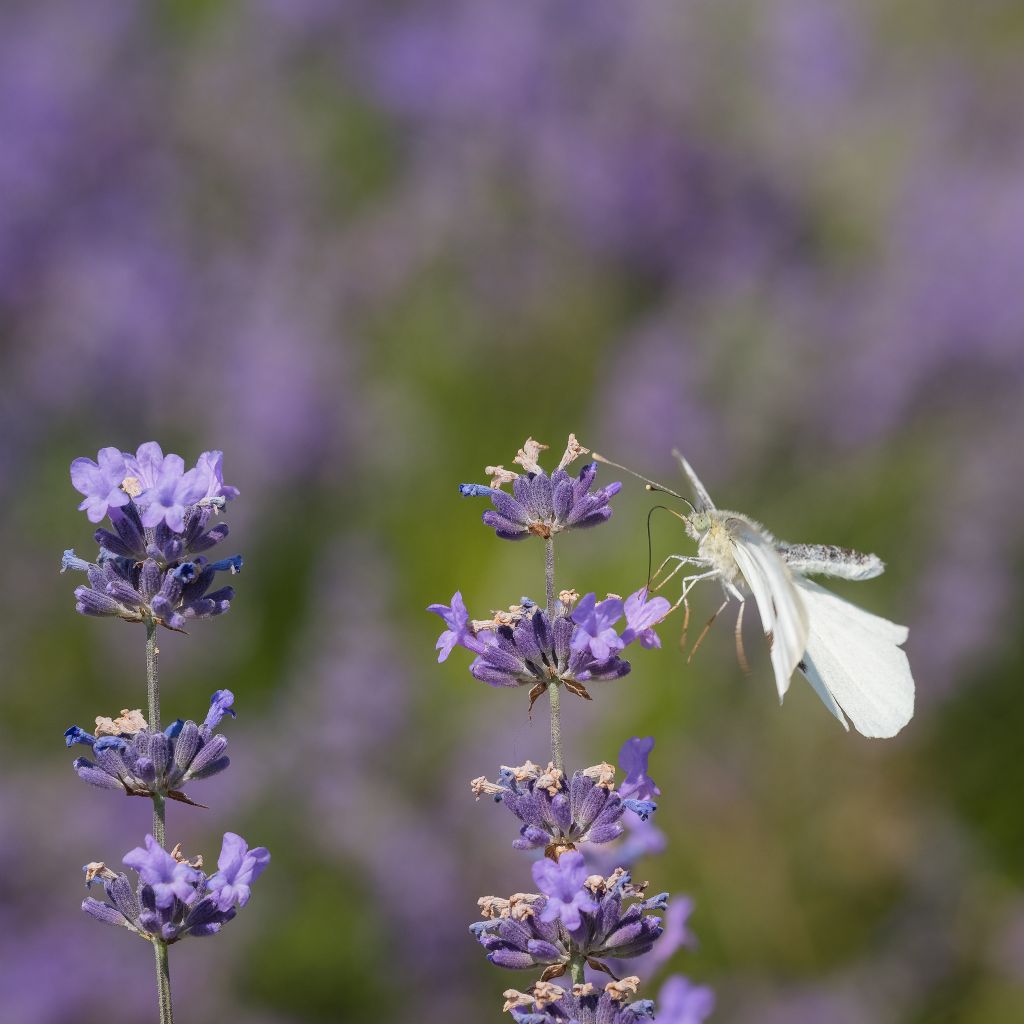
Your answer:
145,621 -> 174,1024
545,537 -> 564,773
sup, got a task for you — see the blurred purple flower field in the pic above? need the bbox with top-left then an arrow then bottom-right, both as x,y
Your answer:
1,1 -> 1022,1021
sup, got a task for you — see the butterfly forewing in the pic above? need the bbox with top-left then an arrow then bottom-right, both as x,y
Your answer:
673,449 -> 716,511
725,516 -> 809,700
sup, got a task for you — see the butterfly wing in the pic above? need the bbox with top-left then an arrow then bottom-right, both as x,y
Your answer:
672,450 -> 716,511
726,517 -> 809,701
793,577 -> 914,738
779,543 -> 885,581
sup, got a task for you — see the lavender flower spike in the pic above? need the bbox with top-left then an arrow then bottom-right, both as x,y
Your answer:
461,435 -> 622,541
206,832 -> 271,911
70,447 -> 131,523
532,851 -> 598,933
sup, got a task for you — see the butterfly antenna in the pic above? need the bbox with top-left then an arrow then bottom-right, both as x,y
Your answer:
592,452 -> 695,512
644,505 -> 690,588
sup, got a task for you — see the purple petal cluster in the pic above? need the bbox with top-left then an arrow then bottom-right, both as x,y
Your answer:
503,980 -> 656,1024
64,690 -> 236,803
72,443 -> 238,531
472,748 -> 658,854
459,436 -> 621,541
82,832 -> 267,944
430,590 -> 668,701
63,445 -> 242,631
472,867 -> 668,973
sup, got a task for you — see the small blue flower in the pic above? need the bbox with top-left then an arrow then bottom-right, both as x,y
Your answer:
571,593 -> 625,661
618,737 -> 661,802
532,851 -> 597,933
427,591 -> 490,662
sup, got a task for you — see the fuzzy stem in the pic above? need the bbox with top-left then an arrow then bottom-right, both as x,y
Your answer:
153,940 -> 174,1024
545,537 -> 564,773
146,623 -> 165,843
549,683 -> 563,774
545,536 -> 555,616
145,621 -> 174,1023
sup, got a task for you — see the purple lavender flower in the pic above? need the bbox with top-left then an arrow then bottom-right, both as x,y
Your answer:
206,832 -> 271,911
472,868 -> 667,974
620,589 -> 672,649
70,447 -> 131,523
472,757 -> 657,854
82,832 -> 267,944
427,591 -> 491,661
502,979 -> 655,1023
656,975 -> 715,1024
532,851 -> 598,932
618,737 -> 660,802
122,836 -> 203,909
62,463 -> 241,632
571,593 -> 625,661
64,690 -> 236,804
460,436 -> 621,540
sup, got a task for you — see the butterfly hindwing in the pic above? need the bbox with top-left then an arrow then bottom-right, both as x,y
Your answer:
793,577 -> 913,738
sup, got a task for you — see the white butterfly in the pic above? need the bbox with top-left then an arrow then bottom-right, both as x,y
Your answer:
596,451 -> 915,738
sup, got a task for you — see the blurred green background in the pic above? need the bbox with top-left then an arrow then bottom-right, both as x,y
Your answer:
1,1 -> 1023,1021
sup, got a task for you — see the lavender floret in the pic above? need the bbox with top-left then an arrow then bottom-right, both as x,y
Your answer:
64,691 -> 236,805
206,832 -> 271,911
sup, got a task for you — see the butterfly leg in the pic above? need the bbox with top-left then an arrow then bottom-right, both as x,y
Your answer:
649,554 -> 706,594
687,597 -> 730,663
734,599 -> 751,675
675,568 -> 720,648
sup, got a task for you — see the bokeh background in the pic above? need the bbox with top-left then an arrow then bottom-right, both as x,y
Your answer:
2,1 -> 1023,1021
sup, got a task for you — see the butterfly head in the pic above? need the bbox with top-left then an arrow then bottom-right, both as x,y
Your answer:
684,509 -> 712,541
